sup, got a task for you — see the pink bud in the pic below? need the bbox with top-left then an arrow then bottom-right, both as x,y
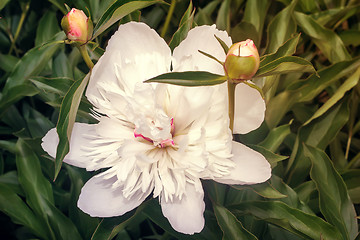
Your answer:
61,8 -> 93,43
224,39 -> 260,81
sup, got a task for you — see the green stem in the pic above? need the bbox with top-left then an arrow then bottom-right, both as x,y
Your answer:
78,45 -> 94,70
161,0 -> 176,38
228,81 -> 236,133
9,2 -> 30,55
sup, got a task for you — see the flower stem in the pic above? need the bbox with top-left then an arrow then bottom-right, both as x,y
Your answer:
9,2 -> 30,55
78,44 -> 94,70
161,0 -> 176,38
228,81 -> 236,133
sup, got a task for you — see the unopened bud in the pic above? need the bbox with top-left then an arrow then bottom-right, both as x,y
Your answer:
61,8 -> 93,44
224,39 -> 260,81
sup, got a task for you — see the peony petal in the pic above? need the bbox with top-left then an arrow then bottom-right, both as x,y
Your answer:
233,83 -> 266,134
172,24 -> 232,74
78,175 -> 150,217
161,182 -> 205,234
214,141 -> 271,185
86,22 -> 171,104
41,123 -> 96,169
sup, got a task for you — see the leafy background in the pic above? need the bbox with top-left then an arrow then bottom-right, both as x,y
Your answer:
1,0 -> 360,239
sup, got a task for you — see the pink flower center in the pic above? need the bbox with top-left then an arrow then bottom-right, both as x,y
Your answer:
134,118 -> 175,148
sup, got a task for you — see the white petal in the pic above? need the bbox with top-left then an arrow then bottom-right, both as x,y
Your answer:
78,175 -> 150,217
86,22 -> 171,103
214,141 -> 271,185
172,24 -> 232,74
233,83 -> 266,134
161,183 -> 205,234
41,123 -> 96,168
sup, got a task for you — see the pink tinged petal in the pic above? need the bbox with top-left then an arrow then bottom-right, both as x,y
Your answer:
86,22 -> 171,104
233,83 -> 266,134
161,183 -> 205,234
78,175 -> 150,217
214,141 -> 271,185
41,123 -> 96,169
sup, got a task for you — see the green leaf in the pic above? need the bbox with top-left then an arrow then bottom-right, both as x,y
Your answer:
55,74 -> 90,180
0,183 -> 48,239
230,201 -> 343,240
0,0 -> 10,10
247,144 -> 288,167
213,204 -> 258,240
0,53 -> 19,72
30,76 -> 74,96
259,122 -> 292,152
342,170 -> 360,204
232,181 -> 287,199
169,1 -> 194,51
215,0 -> 230,32
243,0 -> 270,42
294,11 -> 351,63
35,11 -> 60,46
266,0 -> 298,54
304,67 -> 360,125
145,71 -> 227,86
93,0 -> 163,39
340,30 -> 360,47
255,56 -> 317,78
304,145 -> 358,240
16,139 -> 82,240
194,0 -> 220,26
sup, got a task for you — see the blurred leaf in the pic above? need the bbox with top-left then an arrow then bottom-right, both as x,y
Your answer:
16,138 -> 82,240
243,0 -> 270,42
294,11 -> 351,63
93,0 -> 163,39
145,71 -> 227,86
30,76 -> 74,96
55,74 -> 90,180
266,0 -> 298,53
305,145 -> 358,240
247,144 -> 288,167
340,30 -> 360,47
342,170 -> 360,204
255,56 -> 316,78
194,0 -> 220,25
304,67 -> 360,125
0,53 -> 19,72
232,181 -> 287,199
53,51 -> 74,79
213,204 -> 257,240
0,0 -> 10,10
259,122 -> 292,152
230,201 -> 343,240
169,1 -> 194,51
35,11 -> 60,46
0,183 -> 48,239
215,0 -> 230,32
231,22 -> 259,46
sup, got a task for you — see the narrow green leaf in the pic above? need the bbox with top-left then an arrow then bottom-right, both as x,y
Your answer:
16,139 -> 82,240
0,53 -> 19,72
294,11 -> 351,63
35,11 -> 60,46
93,0 -> 163,39
0,0 -> 10,10
305,145 -> 358,240
247,144 -> 288,167
255,56 -> 317,78
230,201 -> 343,240
0,183 -> 48,239
243,0 -> 270,42
304,67 -> 360,125
340,30 -> 360,47
342,170 -> 360,204
55,74 -> 90,180
259,122 -> 292,152
215,0 -> 230,32
169,1 -> 194,51
232,181 -> 287,199
214,34 -> 229,54
213,204 -> 258,240
266,0 -> 298,53
194,0 -> 220,26
145,71 -> 227,86
30,76 -> 74,96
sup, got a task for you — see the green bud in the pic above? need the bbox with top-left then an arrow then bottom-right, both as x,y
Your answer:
61,8 -> 93,44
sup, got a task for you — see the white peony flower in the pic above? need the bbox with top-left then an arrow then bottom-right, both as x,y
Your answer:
42,22 -> 271,235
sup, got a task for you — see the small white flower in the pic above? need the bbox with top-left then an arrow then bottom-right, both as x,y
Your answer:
42,22 -> 271,234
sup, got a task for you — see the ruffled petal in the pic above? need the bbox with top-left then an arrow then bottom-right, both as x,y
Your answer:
233,83 -> 266,134
214,141 -> 271,185
41,123 -> 96,169
86,22 -> 171,104
78,175 -> 150,217
161,183 -> 205,234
